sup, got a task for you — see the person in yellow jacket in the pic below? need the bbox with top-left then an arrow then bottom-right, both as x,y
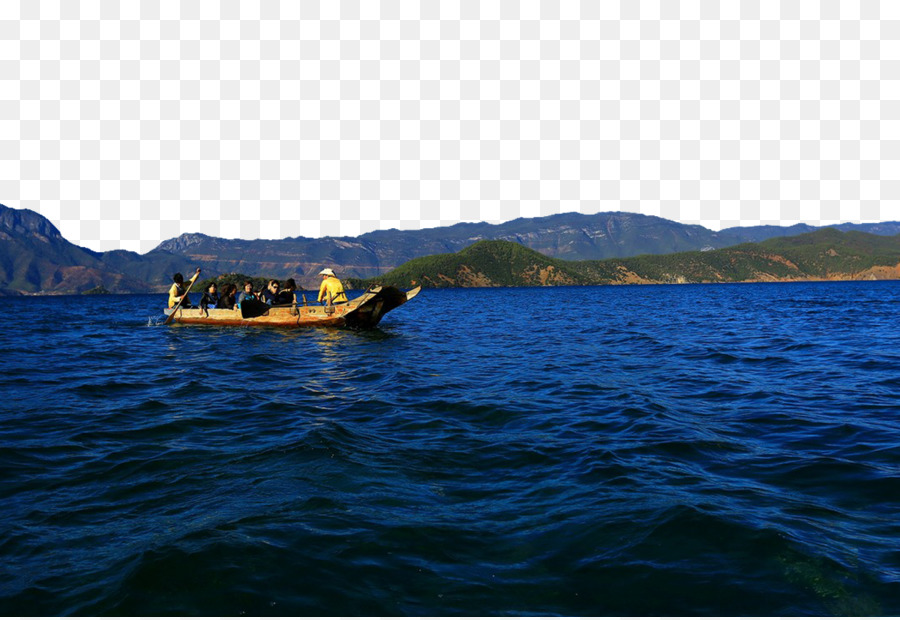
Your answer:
317,268 -> 348,305
167,269 -> 200,308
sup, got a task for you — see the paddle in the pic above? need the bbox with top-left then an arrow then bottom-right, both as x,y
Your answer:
163,268 -> 201,325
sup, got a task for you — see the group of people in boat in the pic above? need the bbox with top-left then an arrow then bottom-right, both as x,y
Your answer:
167,268 -> 347,311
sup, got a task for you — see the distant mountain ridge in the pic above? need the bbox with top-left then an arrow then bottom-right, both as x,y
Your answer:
351,229 -> 900,288
144,212 -> 900,289
2,202 -> 900,294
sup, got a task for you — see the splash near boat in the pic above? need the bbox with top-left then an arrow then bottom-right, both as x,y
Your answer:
163,285 -> 421,328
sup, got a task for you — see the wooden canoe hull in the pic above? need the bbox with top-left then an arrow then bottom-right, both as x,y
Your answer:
164,285 -> 421,328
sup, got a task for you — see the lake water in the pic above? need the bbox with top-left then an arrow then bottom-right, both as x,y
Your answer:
1,282 -> 899,615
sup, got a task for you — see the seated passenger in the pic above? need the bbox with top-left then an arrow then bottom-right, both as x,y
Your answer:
237,281 -> 257,308
168,271 -> 197,309
317,268 -> 348,305
217,283 -> 237,310
276,278 -> 299,305
199,283 -> 219,311
260,280 -> 281,305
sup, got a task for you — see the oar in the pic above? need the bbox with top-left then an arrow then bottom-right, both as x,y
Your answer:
163,268 -> 201,325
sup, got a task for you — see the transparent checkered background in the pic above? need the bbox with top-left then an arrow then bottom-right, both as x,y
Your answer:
0,0 -> 897,253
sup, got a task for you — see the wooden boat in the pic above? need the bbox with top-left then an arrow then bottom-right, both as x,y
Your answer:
164,285 -> 421,328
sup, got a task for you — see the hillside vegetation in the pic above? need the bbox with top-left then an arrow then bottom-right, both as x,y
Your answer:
349,229 -> 900,288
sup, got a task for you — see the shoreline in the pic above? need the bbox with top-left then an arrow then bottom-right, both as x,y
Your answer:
5,276 -> 899,297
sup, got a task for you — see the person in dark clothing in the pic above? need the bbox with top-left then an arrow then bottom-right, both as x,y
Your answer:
199,283 -> 219,313
217,283 -> 237,310
276,278 -> 299,305
260,280 -> 281,305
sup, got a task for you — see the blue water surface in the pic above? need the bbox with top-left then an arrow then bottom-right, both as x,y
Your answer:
1,281 -> 899,615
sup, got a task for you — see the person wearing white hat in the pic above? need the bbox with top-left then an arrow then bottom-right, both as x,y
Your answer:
317,268 -> 348,305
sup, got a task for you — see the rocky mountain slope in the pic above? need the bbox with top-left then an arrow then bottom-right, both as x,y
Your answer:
0,207 -> 143,294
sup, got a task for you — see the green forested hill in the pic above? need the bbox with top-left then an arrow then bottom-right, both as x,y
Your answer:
347,240 -> 592,288
756,228 -> 900,275
349,229 -> 900,288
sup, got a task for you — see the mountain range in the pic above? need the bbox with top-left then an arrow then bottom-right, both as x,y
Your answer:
2,202 -> 900,294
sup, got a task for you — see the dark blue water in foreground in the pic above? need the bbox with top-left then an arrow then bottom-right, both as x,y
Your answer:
2,282 -> 899,615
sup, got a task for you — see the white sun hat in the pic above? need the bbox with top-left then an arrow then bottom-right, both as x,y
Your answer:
319,268 -> 335,276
